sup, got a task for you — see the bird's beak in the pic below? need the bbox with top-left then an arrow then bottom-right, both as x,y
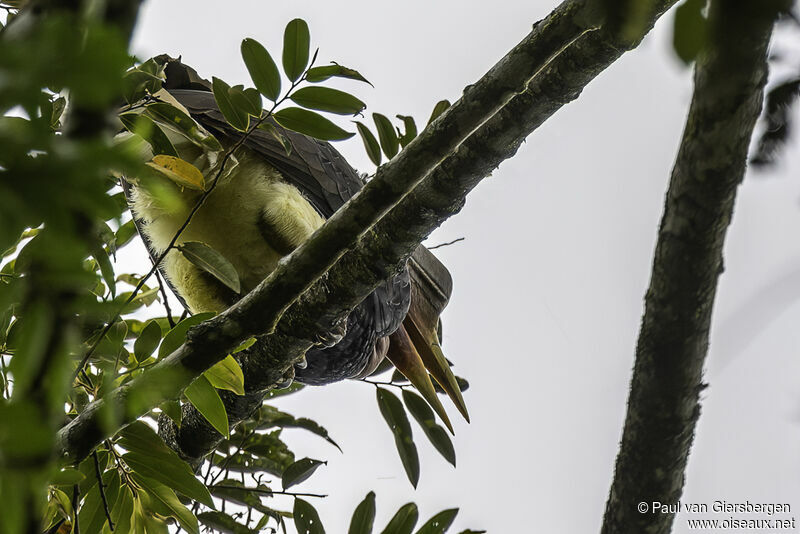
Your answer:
384,245 -> 469,431
386,324 -> 455,434
403,310 -> 469,424
385,297 -> 471,435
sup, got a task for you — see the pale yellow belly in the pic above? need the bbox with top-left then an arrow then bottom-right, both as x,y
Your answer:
130,153 -> 324,313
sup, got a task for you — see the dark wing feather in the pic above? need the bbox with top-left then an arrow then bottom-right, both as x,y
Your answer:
168,89 -> 362,217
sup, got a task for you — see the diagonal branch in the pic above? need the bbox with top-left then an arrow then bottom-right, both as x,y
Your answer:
601,2 -> 780,533
55,0 -> 679,464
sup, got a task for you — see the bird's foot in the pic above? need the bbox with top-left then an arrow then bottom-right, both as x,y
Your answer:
312,320 -> 347,348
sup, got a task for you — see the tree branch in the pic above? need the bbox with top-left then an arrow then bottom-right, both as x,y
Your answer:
56,0 -> 678,464
601,2 -> 780,533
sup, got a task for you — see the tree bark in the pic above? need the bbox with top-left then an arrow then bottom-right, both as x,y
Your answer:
56,0 -> 679,464
601,2 -> 779,533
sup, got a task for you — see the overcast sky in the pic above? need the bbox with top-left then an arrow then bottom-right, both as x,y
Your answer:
128,1 -> 800,532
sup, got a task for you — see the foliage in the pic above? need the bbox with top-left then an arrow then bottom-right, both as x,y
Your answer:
0,5 -> 477,533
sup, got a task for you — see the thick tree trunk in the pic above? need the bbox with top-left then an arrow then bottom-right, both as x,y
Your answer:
601,2 -> 779,533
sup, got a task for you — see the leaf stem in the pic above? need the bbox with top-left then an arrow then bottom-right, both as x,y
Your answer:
211,484 -> 327,499
93,451 -> 115,531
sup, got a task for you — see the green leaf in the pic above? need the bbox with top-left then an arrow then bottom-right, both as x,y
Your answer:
133,320 -> 162,363
78,451 -> 108,496
212,76 -> 250,131
177,240 -> 241,294
415,509 -> 458,534
356,122 -> 382,166
204,355 -> 245,395
305,64 -> 372,85
232,336 -> 257,353
216,451 -> 288,477
158,312 -> 216,359
672,0 -> 707,64
199,511 -> 259,534
124,452 -> 215,507
241,38 -> 282,101
348,491 -> 376,534
78,470 -> 120,534
294,498 -> 325,534
49,468 -> 85,486
148,154 -> 206,190
283,19 -> 311,82
427,100 -> 451,126
133,474 -> 199,534
373,113 -> 399,159
209,479 -> 285,518
263,381 -> 304,399
396,115 -> 418,148
114,219 -> 138,249
230,84 -> 262,117
50,96 -> 66,127
185,375 -> 229,438
90,239 -> 116,298
402,390 -> 456,467
117,421 -> 215,507
257,122 -> 294,155
243,87 -> 263,115
123,58 -> 165,103
8,302 -> 54,394
108,486 -> 134,534
144,102 -> 222,151
282,458 -> 326,490
274,107 -> 354,141
376,388 -> 420,487
290,87 -> 366,115
123,68 -> 164,104
159,399 -> 182,427
380,503 -> 418,534
240,431 -> 295,472
119,112 -> 178,157
255,405 -> 340,451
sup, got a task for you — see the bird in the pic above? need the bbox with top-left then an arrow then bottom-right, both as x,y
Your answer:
121,56 -> 468,428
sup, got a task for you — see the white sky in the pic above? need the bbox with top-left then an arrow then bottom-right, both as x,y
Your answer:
129,1 -> 800,532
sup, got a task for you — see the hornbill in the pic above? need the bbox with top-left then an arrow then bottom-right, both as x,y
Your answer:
121,57 -> 468,429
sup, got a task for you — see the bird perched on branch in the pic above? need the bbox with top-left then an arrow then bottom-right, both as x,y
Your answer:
121,57 -> 468,428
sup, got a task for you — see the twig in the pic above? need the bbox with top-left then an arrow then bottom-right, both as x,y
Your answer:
71,483 -> 81,534
359,378 -> 409,390
153,268 -> 176,328
208,429 -> 254,487
211,485 -> 327,499
426,237 -> 465,250
93,451 -> 115,531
